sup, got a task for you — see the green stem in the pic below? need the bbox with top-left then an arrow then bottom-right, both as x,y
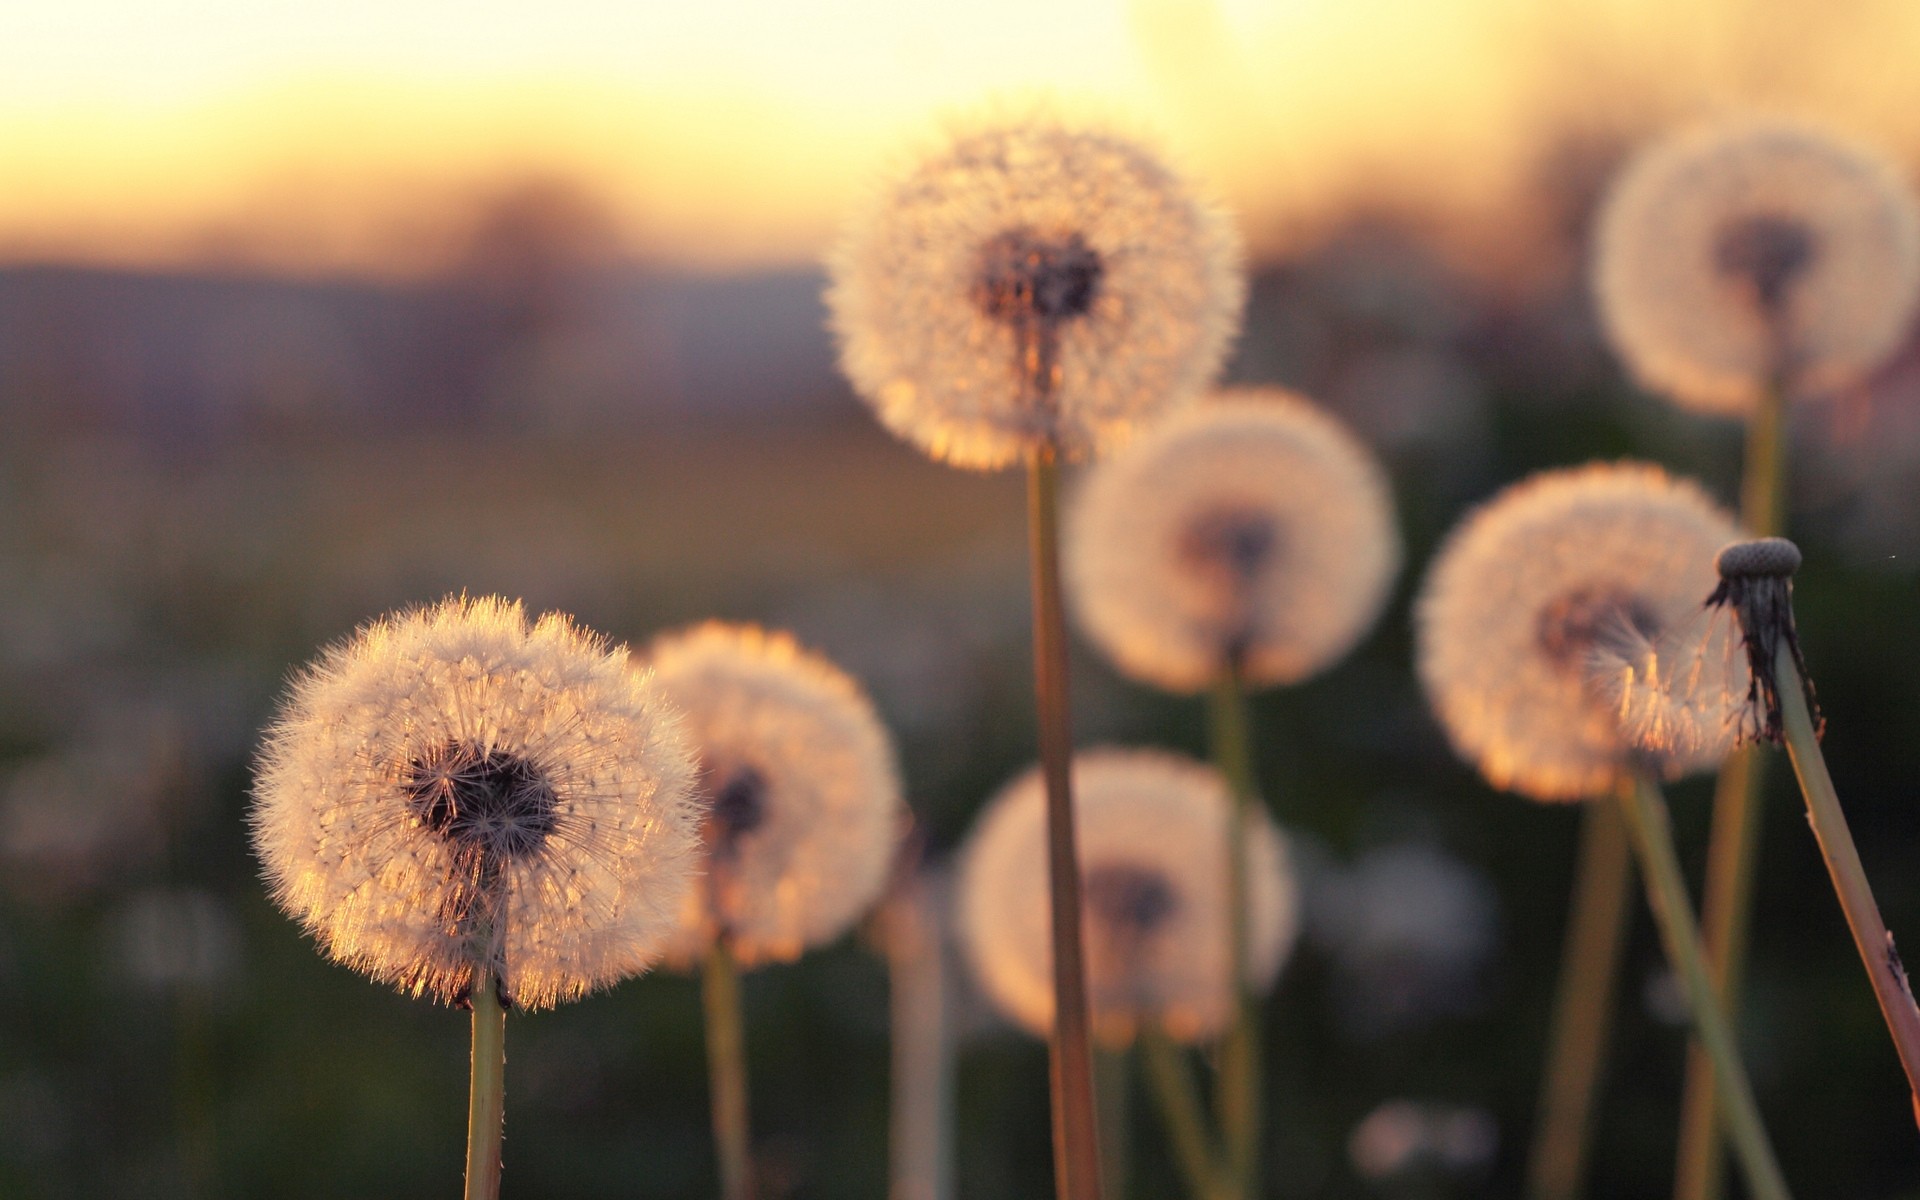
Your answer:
1676,373 -> 1786,1200
465,969 -> 507,1200
704,939 -> 753,1200
1139,1025 -> 1231,1200
1526,798 -> 1635,1200
1028,444 -> 1105,1200
1207,664 -> 1260,1199
1615,775 -> 1791,1200
1096,1046 -> 1131,1200
1773,641 -> 1920,1102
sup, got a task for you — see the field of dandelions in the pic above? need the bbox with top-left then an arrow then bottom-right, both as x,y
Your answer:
6,107 -> 1920,1200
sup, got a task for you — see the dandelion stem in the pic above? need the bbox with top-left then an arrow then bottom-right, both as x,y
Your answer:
1771,639 -> 1920,1105
1526,797 -> 1634,1200
464,968 -> 507,1200
1676,373 -> 1785,1200
1140,1024 -> 1231,1200
887,870 -> 954,1200
1096,1046 -> 1131,1200
1615,774 -> 1791,1200
704,938 -> 754,1200
1207,662 -> 1261,1198
1027,443 -> 1105,1200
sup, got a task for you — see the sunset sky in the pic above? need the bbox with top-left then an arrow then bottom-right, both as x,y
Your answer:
5,0 -> 1919,276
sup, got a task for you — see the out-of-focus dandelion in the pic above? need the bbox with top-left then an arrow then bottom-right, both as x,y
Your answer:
107,889 -> 242,994
1067,388 -> 1400,693
1348,1100 -> 1498,1182
828,104 -> 1245,1200
251,596 -> 700,1200
1594,116 -> 1920,419
643,620 -> 903,1200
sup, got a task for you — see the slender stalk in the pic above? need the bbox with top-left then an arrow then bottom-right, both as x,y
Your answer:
1615,774 -> 1791,1200
1207,663 -> 1260,1199
1027,444 -> 1104,1200
1526,798 -> 1635,1200
1139,1025 -> 1230,1200
1096,1046 -> 1132,1200
704,939 -> 754,1200
887,871 -> 954,1200
1676,374 -> 1785,1200
465,968 -> 507,1200
1772,641 -> 1920,1102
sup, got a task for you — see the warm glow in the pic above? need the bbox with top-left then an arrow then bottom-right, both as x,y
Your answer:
6,0 -> 1920,276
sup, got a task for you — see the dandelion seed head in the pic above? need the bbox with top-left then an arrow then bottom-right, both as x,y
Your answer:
827,107 -> 1245,470
645,622 -> 905,968
1065,390 -> 1401,692
250,596 -> 702,1011
1586,608 -> 1750,763
956,747 -> 1298,1046
1594,116 -> 1920,415
1416,463 -> 1741,801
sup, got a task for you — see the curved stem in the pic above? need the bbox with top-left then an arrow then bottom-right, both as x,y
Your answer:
1773,641 -> 1920,1104
1096,1046 -> 1132,1200
1028,444 -> 1104,1200
1526,798 -> 1635,1200
1616,775 -> 1791,1200
1676,373 -> 1786,1200
1139,1025 -> 1231,1200
465,969 -> 507,1200
704,939 -> 754,1200
1207,665 -> 1260,1199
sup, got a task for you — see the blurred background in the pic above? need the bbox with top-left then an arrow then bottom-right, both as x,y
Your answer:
4,0 -> 1920,1196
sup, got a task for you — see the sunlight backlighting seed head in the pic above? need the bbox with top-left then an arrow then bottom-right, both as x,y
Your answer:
1065,389 -> 1401,693
956,747 -> 1297,1047
250,596 -> 702,1011
645,622 -> 905,968
1594,116 -> 1920,415
827,107 -> 1245,470
1415,463 -> 1741,802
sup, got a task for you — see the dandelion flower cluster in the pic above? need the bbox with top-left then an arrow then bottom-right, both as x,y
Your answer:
1065,389 -> 1401,692
827,109 -> 1245,470
1594,116 -> 1920,415
251,596 -> 702,1011
1416,464 -> 1742,801
645,622 -> 904,967
956,747 -> 1296,1045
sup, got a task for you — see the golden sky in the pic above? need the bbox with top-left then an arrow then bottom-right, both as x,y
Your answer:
5,0 -> 1919,276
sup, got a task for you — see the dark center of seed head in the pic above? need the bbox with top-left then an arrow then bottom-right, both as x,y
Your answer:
1084,863 -> 1180,937
1179,506 -> 1280,585
403,741 -> 558,860
1714,214 -> 1817,314
971,228 -> 1104,326
706,763 -> 768,848
1536,587 -> 1662,669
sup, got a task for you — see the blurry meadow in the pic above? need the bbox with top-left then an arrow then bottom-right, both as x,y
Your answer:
7,1 -> 1920,1198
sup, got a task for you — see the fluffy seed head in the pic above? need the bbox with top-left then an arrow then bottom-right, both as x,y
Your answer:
1416,463 -> 1742,801
1066,389 -> 1401,692
1593,116 -> 1920,415
644,622 -> 905,967
250,596 -> 702,1011
956,747 -> 1297,1046
827,107 -> 1246,470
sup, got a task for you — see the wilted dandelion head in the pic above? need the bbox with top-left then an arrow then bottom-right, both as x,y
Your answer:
645,622 -> 904,968
250,596 -> 702,1011
827,106 -> 1245,470
956,747 -> 1297,1046
1594,116 -> 1920,415
1415,464 -> 1742,802
1066,389 -> 1401,692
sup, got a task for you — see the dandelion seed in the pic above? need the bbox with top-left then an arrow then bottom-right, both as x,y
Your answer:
644,622 -> 905,967
1594,116 -> 1920,415
827,108 -> 1245,470
1415,463 -> 1742,801
250,596 -> 701,1011
956,747 -> 1297,1046
1065,389 -> 1401,692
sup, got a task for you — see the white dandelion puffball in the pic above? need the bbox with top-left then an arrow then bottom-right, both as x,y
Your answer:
1594,116 -> 1920,415
646,622 -> 904,967
1066,389 -> 1401,692
1416,463 -> 1742,802
251,596 -> 702,1011
956,747 -> 1297,1046
827,109 -> 1245,471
